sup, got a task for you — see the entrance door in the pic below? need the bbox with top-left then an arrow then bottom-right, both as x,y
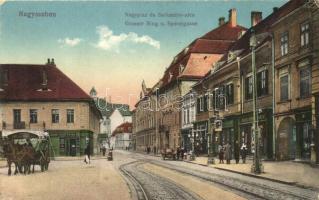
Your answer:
70,139 -> 76,156
277,117 -> 296,160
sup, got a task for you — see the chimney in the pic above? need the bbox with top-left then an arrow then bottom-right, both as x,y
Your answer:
273,7 -> 279,12
251,11 -> 262,27
47,58 -> 50,65
51,58 -> 55,65
218,17 -> 225,26
228,8 -> 237,27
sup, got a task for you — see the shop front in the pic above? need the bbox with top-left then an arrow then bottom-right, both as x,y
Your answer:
193,121 -> 208,155
181,128 -> 192,152
221,117 -> 239,156
49,130 -> 93,157
295,108 -> 312,160
239,109 -> 273,158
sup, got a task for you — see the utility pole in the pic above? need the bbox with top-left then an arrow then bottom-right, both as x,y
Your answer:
250,30 -> 263,174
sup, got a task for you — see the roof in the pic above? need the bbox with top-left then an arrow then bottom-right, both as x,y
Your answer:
94,98 -> 132,118
159,21 -> 247,89
218,0 -> 306,65
0,64 -> 92,101
112,122 -> 132,136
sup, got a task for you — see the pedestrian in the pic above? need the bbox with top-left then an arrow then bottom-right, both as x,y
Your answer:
225,142 -> 232,164
102,145 -> 106,156
84,144 -> 91,164
234,140 -> 240,164
241,143 -> 247,164
180,147 -> 185,160
218,144 -> 224,164
147,146 -> 150,154
176,146 -> 180,160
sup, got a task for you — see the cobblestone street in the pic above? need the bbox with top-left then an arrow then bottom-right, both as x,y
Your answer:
1,151 -> 318,200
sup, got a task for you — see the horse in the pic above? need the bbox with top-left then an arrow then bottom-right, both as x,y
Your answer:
2,139 -> 24,175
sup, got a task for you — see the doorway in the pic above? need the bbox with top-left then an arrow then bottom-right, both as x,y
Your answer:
70,139 -> 76,156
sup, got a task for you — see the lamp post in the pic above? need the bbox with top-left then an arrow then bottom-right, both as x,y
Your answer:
188,131 -> 195,160
250,29 -> 263,174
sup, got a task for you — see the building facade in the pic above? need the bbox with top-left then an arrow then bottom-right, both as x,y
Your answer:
0,60 -> 102,156
272,0 -> 316,161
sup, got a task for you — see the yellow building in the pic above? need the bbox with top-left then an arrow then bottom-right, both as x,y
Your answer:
0,59 -> 101,156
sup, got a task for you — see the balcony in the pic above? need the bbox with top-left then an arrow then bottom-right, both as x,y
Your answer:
13,121 -> 26,129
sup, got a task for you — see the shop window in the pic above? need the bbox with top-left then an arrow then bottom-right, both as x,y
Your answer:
280,32 -> 289,56
257,70 -> 268,97
30,109 -> 38,123
300,22 -> 310,47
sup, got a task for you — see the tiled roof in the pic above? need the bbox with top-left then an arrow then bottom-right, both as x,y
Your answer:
0,64 -> 92,101
218,0 -> 306,64
200,23 -> 247,41
159,21 -> 247,89
112,122 -> 132,136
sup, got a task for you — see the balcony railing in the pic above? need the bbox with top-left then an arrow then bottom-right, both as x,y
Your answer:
13,121 -> 26,129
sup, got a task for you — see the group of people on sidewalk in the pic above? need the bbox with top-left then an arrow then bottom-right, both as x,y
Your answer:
218,141 -> 248,164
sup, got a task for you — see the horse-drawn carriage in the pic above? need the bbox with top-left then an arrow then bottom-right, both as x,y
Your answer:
0,130 -> 51,175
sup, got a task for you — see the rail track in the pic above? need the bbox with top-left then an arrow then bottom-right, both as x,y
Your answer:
119,160 -> 203,200
148,159 -> 318,200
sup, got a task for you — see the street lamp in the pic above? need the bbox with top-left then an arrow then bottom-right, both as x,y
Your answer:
250,29 -> 263,174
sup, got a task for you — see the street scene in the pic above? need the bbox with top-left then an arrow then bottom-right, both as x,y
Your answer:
1,150 -> 318,200
1,0 -> 319,199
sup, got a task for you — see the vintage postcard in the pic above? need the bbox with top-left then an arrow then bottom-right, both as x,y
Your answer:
0,0 -> 319,199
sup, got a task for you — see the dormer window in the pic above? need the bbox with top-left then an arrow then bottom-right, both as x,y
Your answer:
42,70 -> 48,86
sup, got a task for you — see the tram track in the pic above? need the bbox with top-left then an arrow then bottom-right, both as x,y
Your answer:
119,161 -> 149,200
119,160 -> 203,200
147,159 -> 318,200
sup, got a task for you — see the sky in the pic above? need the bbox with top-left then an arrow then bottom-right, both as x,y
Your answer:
0,0 -> 287,108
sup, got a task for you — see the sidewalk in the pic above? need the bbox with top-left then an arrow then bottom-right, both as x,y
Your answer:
187,156 -> 319,190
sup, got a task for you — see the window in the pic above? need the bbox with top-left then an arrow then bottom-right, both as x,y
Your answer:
52,109 -> 59,123
226,83 -> 234,105
257,70 -> 268,97
301,23 -> 310,47
279,67 -> 289,101
245,76 -> 253,100
67,109 -> 74,123
13,109 -> 21,123
299,60 -> 311,98
30,109 -> 38,123
199,97 -> 204,112
218,85 -> 225,109
281,32 -> 289,56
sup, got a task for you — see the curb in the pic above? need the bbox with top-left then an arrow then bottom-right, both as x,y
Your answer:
213,166 -> 296,185
183,160 -> 319,190
184,159 -> 296,185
